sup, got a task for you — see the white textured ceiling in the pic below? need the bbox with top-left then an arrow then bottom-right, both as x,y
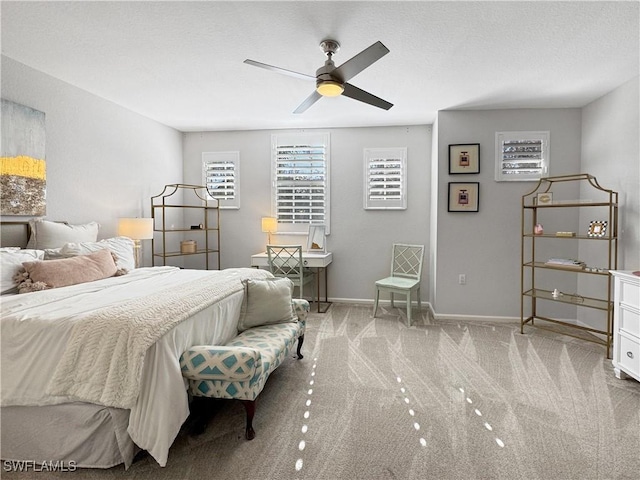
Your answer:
1,1 -> 638,132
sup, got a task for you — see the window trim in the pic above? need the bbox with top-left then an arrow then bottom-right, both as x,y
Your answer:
202,151 -> 240,209
363,147 -> 407,210
271,132 -> 330,234
495,131 -> 550,182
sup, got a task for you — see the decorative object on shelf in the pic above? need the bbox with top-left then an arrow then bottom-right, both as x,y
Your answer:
587,220 -> 608,237
521,173 -> 618,358
534,223 -> 544,235
544,258 -> 585,270
180,240 -> 197,254
261,217 -> 277,245
307,225 -> 326,253
448,182 -> 479,212
118,217 -> 154,268
448,143 -> 480,174
536,192 -> 553,205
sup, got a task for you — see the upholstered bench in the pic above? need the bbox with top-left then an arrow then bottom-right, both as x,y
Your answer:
180,283 -> 309,440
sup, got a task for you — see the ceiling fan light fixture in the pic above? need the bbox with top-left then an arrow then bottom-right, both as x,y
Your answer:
316,80 -> 344,97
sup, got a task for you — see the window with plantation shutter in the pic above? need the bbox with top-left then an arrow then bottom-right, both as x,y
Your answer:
272,133 -> 330,232
364,147 -> 407,210
495,131 -> 550,181
202,151 -> 240,209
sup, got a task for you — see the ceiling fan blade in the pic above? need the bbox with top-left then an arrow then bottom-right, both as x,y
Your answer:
243,59 -> 315,82
332,41 -> 390,83
293,90 -> 322,114
342,83 -> 393,110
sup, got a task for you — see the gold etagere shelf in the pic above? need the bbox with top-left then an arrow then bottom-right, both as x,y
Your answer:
151,184 -> 220,270
520,173 -> 618,358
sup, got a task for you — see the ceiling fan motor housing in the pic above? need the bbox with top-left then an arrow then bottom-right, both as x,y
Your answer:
315,55 -> 344,96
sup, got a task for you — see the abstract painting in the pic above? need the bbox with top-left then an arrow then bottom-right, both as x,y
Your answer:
1,99 -> 46,216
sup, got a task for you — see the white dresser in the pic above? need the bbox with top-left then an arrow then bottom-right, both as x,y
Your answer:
611,271 -> 640,383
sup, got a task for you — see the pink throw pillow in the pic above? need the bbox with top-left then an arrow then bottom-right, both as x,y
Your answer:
22,248 -> 118,289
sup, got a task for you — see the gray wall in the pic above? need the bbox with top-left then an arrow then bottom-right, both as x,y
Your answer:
0,56 -> 183,266
580,76 -> 639,271
182,126 -> 432,301
578,76 -> 639,330
434,109 -> 582,318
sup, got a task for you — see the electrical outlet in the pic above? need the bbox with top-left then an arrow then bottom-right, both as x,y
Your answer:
458,274 -> 466,285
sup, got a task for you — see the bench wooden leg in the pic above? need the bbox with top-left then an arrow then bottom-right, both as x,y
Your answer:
240,399 -> 256,440
186,396 -> 210,435
296,334 -> 305,359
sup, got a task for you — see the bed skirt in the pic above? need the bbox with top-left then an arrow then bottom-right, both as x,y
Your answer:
1,403 -> 135,469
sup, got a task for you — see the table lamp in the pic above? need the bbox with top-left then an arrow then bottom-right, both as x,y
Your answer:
261,217 -> 277,245
118,218 -> 154,268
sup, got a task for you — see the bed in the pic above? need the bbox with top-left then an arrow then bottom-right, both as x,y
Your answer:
0,220 -> 271,468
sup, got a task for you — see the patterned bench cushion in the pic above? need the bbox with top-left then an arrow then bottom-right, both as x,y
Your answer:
179,299 -> 308,401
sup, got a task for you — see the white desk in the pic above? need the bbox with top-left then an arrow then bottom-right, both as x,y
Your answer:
251,251 -> 332,312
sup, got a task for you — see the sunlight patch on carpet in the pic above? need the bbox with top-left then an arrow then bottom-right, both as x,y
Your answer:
295,356 -> 319,474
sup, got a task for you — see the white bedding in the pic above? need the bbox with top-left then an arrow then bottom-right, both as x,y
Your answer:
0,266 -> 271,467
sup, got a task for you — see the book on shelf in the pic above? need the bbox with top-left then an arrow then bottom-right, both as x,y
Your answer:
545,258 -> 586,269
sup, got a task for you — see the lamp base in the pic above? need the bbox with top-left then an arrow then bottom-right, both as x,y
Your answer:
133,240 -> 142,268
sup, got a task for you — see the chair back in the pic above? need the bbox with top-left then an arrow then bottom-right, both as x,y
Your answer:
267,245 -> 304,284
390,244 -> 424,281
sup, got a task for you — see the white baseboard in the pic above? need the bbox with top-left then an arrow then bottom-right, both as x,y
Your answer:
433,313 -> 519,324
316,298 -> 597,327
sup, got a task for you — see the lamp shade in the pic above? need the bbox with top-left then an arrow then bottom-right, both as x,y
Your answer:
261,217 -> 277,233
118,218 -> 154,240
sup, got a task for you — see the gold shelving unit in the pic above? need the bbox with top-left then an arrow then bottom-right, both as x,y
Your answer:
520,173 -> 618,357
151,184 -> 220,270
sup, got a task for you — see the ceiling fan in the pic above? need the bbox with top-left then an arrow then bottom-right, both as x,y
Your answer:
244,39 -> 393,114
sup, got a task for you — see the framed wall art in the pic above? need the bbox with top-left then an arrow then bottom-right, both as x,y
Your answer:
448,182 -> 479,212
1,99 -> 46,216
449,143 -> 480,174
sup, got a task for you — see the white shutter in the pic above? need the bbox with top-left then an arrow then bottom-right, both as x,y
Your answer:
364,147 -> 407,209
272,133 -> 330,232
495,131 -> 549,181
202,151 -> 240,209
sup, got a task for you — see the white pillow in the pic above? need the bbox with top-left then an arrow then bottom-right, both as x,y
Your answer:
27,219 -> 99,249
0,249 -> 45,294
59,237 -> 136,271
237,277 -> 295,332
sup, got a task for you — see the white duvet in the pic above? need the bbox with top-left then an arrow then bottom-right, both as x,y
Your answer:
0,266 -> 271,466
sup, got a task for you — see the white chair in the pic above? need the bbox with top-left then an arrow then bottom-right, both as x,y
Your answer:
373,244 -> 425,326
267,245 -> 316,304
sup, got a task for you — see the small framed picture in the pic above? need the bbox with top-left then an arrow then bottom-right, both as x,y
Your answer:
448,182 -> 479,212
307,224 -> 326,252
587,220 -> 607,237
536,192 -> 553,205
449,144 -> 480,174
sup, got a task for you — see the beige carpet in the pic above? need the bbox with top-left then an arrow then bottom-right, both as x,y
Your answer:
4,303 -> 640,479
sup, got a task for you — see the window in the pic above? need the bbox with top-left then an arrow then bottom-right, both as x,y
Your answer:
202,151 -> 240,209
272,133 -> 330,232
495,131 -> 550,181
363,147 -> 407,210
